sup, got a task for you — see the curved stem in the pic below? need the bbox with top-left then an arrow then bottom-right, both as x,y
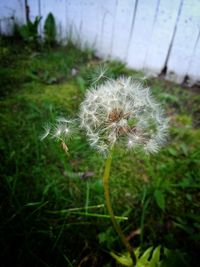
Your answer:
103,147 -> 137,266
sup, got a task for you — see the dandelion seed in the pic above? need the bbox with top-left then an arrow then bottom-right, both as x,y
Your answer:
52,125 -> 62,139
64,128 -> 69,134
56,117 -> 71,123
40,124 -> 51,140
46,118 -> 75,142
91,64 -> 108,85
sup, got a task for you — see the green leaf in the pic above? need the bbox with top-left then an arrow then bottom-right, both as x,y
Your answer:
44,12 -> 56,44
110,247 -> 165,267
139,247 -> 153,263
180,143 -> 189,156
110,251 -> 133,267
154,190 -> 165,211
149,246 -> 161,267
167,147 -> 177,156
76,76 -> 86,92
98,232 -> 107,244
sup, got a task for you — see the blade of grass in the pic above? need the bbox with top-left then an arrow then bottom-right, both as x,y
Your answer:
69,211 -> 128,221
47,204 -> 105,214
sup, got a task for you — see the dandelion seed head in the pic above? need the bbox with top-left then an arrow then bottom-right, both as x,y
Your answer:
79,77 -> 168,154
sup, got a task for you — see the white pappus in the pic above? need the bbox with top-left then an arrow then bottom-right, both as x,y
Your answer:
79,76 -> 168,154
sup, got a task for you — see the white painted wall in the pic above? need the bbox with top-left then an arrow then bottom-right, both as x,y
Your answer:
166,0 -> 200,84
0,0 -> 200,86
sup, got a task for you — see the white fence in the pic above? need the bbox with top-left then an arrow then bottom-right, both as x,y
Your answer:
1,0 -> 200,86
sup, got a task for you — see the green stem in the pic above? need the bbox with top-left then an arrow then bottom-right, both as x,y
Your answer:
102,147 -> 137,266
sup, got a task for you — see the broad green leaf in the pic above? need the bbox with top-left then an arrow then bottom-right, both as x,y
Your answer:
139,247 -> 153,263
149,246 -> 161,267
110,251 -> 132,266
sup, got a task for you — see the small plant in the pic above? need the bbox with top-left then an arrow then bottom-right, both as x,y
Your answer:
42,69 -> 169,266
44,12 -> 56,46
15,16 -> 42,43
111,246 -> 167,267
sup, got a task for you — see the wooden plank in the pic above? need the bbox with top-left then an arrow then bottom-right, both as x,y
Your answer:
28,0 -> 40,19
143,0 -> 182,76
0,0 -> 25,34
111,0 -> 137,61
166,0 -> 200,83
66,0 -> 102,48
72,0 -> 102,49
65,0 -> 84,45
126,0 -> 159,70
96,0 -> 118,58
186,30 -> 200,85
66,0 -> 117,57
28,0 -> 40,22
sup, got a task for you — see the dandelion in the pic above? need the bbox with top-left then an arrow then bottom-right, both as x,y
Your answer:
79,76 -> 169,266
79,76 -> 168,155
42,71 -> 169,266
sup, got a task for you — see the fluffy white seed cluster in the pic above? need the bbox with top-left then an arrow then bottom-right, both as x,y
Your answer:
79,77 -> 168,154
40,117 -> 74,141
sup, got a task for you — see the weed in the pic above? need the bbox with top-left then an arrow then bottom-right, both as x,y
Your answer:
14,16 -> 42,44
44,13 -> 57,47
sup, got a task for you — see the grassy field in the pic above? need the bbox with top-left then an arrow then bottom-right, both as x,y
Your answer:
0,36 -> 200,267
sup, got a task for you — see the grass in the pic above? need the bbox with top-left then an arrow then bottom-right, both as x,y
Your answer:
0,36 -> 200,267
